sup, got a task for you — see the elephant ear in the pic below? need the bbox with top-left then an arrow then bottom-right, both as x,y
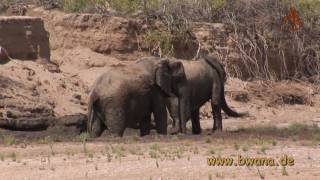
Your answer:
169,61 -> 186,83
155,59 -> 173,97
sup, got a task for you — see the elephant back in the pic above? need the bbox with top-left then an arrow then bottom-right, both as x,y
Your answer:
93,64 -> 153,98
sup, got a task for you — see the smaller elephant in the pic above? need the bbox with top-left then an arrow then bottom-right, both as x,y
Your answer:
87,57 -> 185,137
166,55 -> 247,134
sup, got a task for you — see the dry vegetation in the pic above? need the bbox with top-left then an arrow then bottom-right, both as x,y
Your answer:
27,0 -> 319,80
2,0 -> 319,81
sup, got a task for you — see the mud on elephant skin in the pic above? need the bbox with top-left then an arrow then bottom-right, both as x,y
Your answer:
87,57 -> 185,137
166,55 -> 247,134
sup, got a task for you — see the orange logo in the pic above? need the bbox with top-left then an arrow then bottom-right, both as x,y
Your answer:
283,7 -> 303,32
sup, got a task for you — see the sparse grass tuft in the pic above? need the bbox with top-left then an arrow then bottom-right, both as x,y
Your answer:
174,148 -> 184,159
234,143 -> 240,150
149,150 -> 159,159
79,132 -> 90,154
87,152 -> 94,158
0,153 -> 4,161
281,166 -> 289,176
287,122 -> 309,134
257,168 -> 265,179
3,135 -> 16,146
129,146 -> 144,156
242,145 -> 249,152
150,143 -> 161,151
41,136 -> 55,156
192,147 -> 199,155
205,138 -> 212,144
207,148 -> 215,155
112,145 -> 126,158
144,29 -> 174,57
260,145 -> 269,154
62,0 -> 106,13
107,0 -> 141,14
239,123 -> 320,139
149,143 -> 162,159
107,151 -> 112,162
10,152 -> 16,162
270,140 -> 277,146
215,172 -> 224,179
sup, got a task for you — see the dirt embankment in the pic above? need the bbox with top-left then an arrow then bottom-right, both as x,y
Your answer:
30,8 -> 148,61
0,6 -> 319,133
0,10 -> 140,132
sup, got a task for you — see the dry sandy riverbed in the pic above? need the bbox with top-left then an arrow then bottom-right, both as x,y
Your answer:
1,117 -> 320,180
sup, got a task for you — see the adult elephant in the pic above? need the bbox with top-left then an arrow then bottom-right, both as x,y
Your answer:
165,55 -> 247,134
87,57 -> 185,137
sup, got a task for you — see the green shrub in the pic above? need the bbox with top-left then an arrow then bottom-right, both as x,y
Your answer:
298,0 -> 320,23
281,0 -> 320,21
144,29 -> 174,57
3,135 -> 16,146
207,0 -> 226,10
62,0 -> 105,12
107,0 -> 141,14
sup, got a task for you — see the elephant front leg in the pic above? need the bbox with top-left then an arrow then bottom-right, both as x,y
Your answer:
179,97 -> 190,134
140,115 -> 151,136
153,94 -> 168,135
191,109 -> 201,134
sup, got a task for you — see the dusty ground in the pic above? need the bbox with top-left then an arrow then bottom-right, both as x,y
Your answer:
1,6 -> 320,180
1,119 -> 320,180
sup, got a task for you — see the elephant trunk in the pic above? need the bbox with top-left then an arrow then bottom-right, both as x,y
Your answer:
87,90 -> 106,137
87,90 -> 96,135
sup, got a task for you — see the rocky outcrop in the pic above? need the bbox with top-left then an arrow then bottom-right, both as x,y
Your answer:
0,16 -> 50,62
31,8 -> 146,60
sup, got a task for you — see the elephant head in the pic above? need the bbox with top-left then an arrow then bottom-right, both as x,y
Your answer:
154,59 -> 186,97
151,58 -> 190,133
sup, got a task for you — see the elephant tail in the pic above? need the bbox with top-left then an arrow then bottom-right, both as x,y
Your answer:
203,55 -> 247,117
220,85 -> 247,117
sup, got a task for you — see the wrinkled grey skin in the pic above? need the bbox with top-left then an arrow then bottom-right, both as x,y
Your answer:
87,57 -> 185,137
136,57 -> 188,129
166,56 -> 247,134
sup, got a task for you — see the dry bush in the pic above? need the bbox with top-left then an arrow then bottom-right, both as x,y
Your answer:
217,0 -> 320,81
138,0 -> 212,58
138,0 -> 320,80
245,80 -> 314,106
33,0 -> 62,10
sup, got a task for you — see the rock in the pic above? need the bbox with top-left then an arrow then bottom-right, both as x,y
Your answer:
0,16 -> 50,62
229,91 -> 250,103
0,46 -> 11,64
73,94 -> 82,101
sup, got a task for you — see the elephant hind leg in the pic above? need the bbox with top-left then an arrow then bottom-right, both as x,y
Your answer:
152,92 -> 168,135
211,74 -> 223,132
191,109 -> 201,134
212,104 -> 222,131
